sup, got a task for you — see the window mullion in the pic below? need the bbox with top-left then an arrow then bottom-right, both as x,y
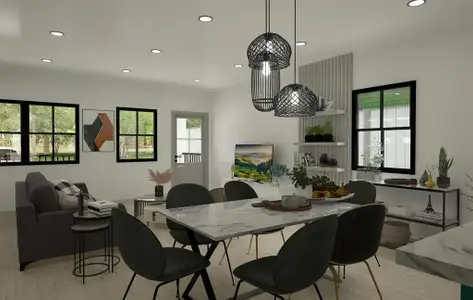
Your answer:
135,111 -> 139,159
380,90 -> 385,170
52,105 -> 55,162
21,103 -> 29,163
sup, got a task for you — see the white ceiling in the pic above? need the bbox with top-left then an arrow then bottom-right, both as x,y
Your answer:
0,0 -> 471,89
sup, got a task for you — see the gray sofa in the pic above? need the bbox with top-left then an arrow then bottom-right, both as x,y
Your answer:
16,172 -> 104,271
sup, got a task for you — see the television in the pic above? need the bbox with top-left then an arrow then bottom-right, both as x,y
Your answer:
234,144 -> 274,183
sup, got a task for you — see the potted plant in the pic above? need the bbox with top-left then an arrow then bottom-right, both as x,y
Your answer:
357,140 -> 383,181
304,125 -> 324,142
148,168 -> 172,197
436,146 -> 453,188
322,120 -> 334,142
287,165 -> 313,198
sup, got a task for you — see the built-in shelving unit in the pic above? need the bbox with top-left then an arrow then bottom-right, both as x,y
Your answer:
294,142 -> 346,147
306,166 -> 345,173
312,109 -> 345,117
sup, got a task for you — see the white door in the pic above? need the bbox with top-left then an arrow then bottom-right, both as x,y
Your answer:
171,112 -> 209,187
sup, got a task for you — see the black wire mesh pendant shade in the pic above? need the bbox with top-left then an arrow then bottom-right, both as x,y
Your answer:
251,62 -> 281,112
274,83 -> 318,117
247,32 -> 292,70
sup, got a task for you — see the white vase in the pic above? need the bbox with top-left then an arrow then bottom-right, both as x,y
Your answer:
295,186 -> 312,199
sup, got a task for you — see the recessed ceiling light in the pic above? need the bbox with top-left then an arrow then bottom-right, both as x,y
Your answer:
234,64 -> 243,68
50,31 -> 65,37
122,69 -> 131,73
193,79 -> 201,83
198,15 -> 213,22
296,41 -> 307,47
41,58 -> 52,63
151,49 -> 162,54
394,92 -> 401,96
407,0 -> 426,7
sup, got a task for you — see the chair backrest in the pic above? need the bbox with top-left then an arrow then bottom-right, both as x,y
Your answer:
344,181 -> 376,205
210,188 -> 225,203
224,181 -> 258,202
331,203 -> 386,265
273,215 -> 338,293
112,208 -> 166,280
166,183 -> 214,231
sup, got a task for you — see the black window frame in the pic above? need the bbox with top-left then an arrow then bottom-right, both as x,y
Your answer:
0,99 -> 80,166
351,81 -> 416,175
116,107 -> 158,163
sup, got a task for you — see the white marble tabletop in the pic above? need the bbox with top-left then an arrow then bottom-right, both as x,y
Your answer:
396,221 -> 473,287
154,198 -> 357,241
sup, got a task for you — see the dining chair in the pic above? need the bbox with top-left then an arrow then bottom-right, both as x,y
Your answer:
166,183 -> 235,285
343,180 -> 381,274
223,180 -> 286,260
210,188 -> 225,202
232,214 -> 339,300
112,208 -> 210,300
330,203 -> 386,300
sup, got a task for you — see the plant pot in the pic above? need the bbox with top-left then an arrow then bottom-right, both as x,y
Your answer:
295,186 -> 313,199
319,154 -> 329,165
313,134 -> 324,142
322,134 -> 333,142
304,135 -> 313,142
436,176 -> 451,188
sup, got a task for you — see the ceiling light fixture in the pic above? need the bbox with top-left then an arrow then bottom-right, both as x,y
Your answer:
407,0 -> 426,7
41,58 -> 52,63
151,49 -> 162,54
193,79 -> 201,83
394,92 -> 401,96
198,15 -> 213,22
234,64 -> 243,68
50,31 -> 65,37
122,69 -> 131,73
296,41 -> 307,46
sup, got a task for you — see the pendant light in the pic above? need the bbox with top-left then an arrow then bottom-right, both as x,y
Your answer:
274,0 -> 318,118
247,0 -> 291,70
250,0 -> 281,112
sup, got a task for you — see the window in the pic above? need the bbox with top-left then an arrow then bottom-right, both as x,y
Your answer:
352,81 -> 416,174
116,107 -> 157,162
0,100 -> 79,166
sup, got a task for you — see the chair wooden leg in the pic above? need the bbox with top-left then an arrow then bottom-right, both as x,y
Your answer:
222,241 -> 235,285
374,254 -> 381,267
247,235 -> 254,255
364,261 -> 383,300
313,283 -> 324,300
255,235 -> 259,259
328,266 -> 340,300
281,231 -> 286,243
219,238 -> 232,265
123,273 -> 136,300
233,280 -> 243,300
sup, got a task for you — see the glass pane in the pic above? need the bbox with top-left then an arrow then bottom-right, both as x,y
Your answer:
0,103 -> 21,132
357,131 -> 382,167
188,119 -> 202,139
383,87 -> 410,128
0,134 -> 21,163
176,139 -> 189,163
384,130 -> 411,169
54,135 -> 76,162
29,134 -> 53,162
30,105 -> 53,133
187,140 -> 202,163
119,110 -> 136,134
138,111 -> 154,134
357,92 -> 380,129
54,107 -> 76,133
118,135 -> 136,159
138,136 -> 154,159
176,118 -> 189,139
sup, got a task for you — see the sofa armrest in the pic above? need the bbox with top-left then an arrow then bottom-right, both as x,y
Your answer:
37,209 -> 75,230
74,182 -> 89,194
15,182 -> 37,229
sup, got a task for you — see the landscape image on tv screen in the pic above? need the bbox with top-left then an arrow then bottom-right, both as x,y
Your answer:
234,144 -> 273,183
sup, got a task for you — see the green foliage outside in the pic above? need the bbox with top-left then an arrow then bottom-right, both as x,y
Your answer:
119,110 -> 155,159
186,119 -> 201,129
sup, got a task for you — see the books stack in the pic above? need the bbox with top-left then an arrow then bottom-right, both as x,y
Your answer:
414,211 -> 443,222
88,200 -> 118,216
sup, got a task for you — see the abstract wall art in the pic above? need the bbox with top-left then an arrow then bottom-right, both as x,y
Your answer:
82,109 -> 115,152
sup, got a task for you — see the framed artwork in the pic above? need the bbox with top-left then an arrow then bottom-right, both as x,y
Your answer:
82,109 -> 115,152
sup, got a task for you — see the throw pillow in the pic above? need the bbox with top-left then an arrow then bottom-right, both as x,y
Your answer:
56,190 -> 80,210
53,180 -> 97,204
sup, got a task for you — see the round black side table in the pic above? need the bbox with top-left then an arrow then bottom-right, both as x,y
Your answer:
71,222 -> 111,284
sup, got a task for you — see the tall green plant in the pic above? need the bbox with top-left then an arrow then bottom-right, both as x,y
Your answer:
437,146 -> 453,178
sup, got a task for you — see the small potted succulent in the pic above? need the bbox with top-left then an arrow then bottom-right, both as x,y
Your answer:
436,146 -> 454,188
304,125 -> 324,142
322,120 -> 334,142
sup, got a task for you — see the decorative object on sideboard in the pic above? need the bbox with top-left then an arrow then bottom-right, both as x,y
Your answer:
324,98 -> 334,111
426,165 -> 436,189
436,146 -> 454,188
384,178 -> 417,186
419,170 -> 428,187
319,153 -> 329,166
273,0 -> 317,118
358,138 -> 383,181
148,168 -> 172,197
317,97 -> 326,111
423,194 -> 436,214
329,155 -> 338,167
82,109 -> 115,152
270,164 -> 289,187
381,220 -> 411,248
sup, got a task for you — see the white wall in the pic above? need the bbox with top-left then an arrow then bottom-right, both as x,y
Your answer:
0,64 -> 215,211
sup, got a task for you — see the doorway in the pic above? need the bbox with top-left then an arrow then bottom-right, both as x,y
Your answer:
171,111 -> 209,187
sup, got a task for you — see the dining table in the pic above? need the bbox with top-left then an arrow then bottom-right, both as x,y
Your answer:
154,197 -> 357,300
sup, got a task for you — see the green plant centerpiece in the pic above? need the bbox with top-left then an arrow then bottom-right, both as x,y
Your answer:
436,146 -> 453,188
287,165 -> 312,189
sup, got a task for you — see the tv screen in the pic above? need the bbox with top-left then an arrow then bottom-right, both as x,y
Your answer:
234,144 -> 274,183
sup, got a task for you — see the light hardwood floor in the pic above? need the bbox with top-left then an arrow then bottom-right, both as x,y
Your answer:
0,210 -> 459,300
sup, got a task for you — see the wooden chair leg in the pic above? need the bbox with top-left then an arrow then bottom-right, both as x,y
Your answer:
255,235 -> 259,259
247,235 -> 254,255
364,261 -> 383,300
328,266 -> 340,300
281,231 -> 286,243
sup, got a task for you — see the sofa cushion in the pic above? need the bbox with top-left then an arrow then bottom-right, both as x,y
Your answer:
25,172 -> 48,195
29,182 -> 60,213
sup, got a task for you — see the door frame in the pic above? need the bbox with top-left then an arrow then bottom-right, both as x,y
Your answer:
170,111 -> 210,188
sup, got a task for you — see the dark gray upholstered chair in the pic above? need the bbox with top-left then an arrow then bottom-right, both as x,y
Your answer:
343,180 -> 381,273
330,204 -> 386,300
210,188 -> 225,203
166,183 -> 235,285
224,181 -> 286,259
113,208 -> 210,300
232,215 -> 339,300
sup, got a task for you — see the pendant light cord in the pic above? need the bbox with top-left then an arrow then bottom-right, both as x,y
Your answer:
293,0 -> 297,83
268,0 -> 271,32
265,0 -> 269,33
